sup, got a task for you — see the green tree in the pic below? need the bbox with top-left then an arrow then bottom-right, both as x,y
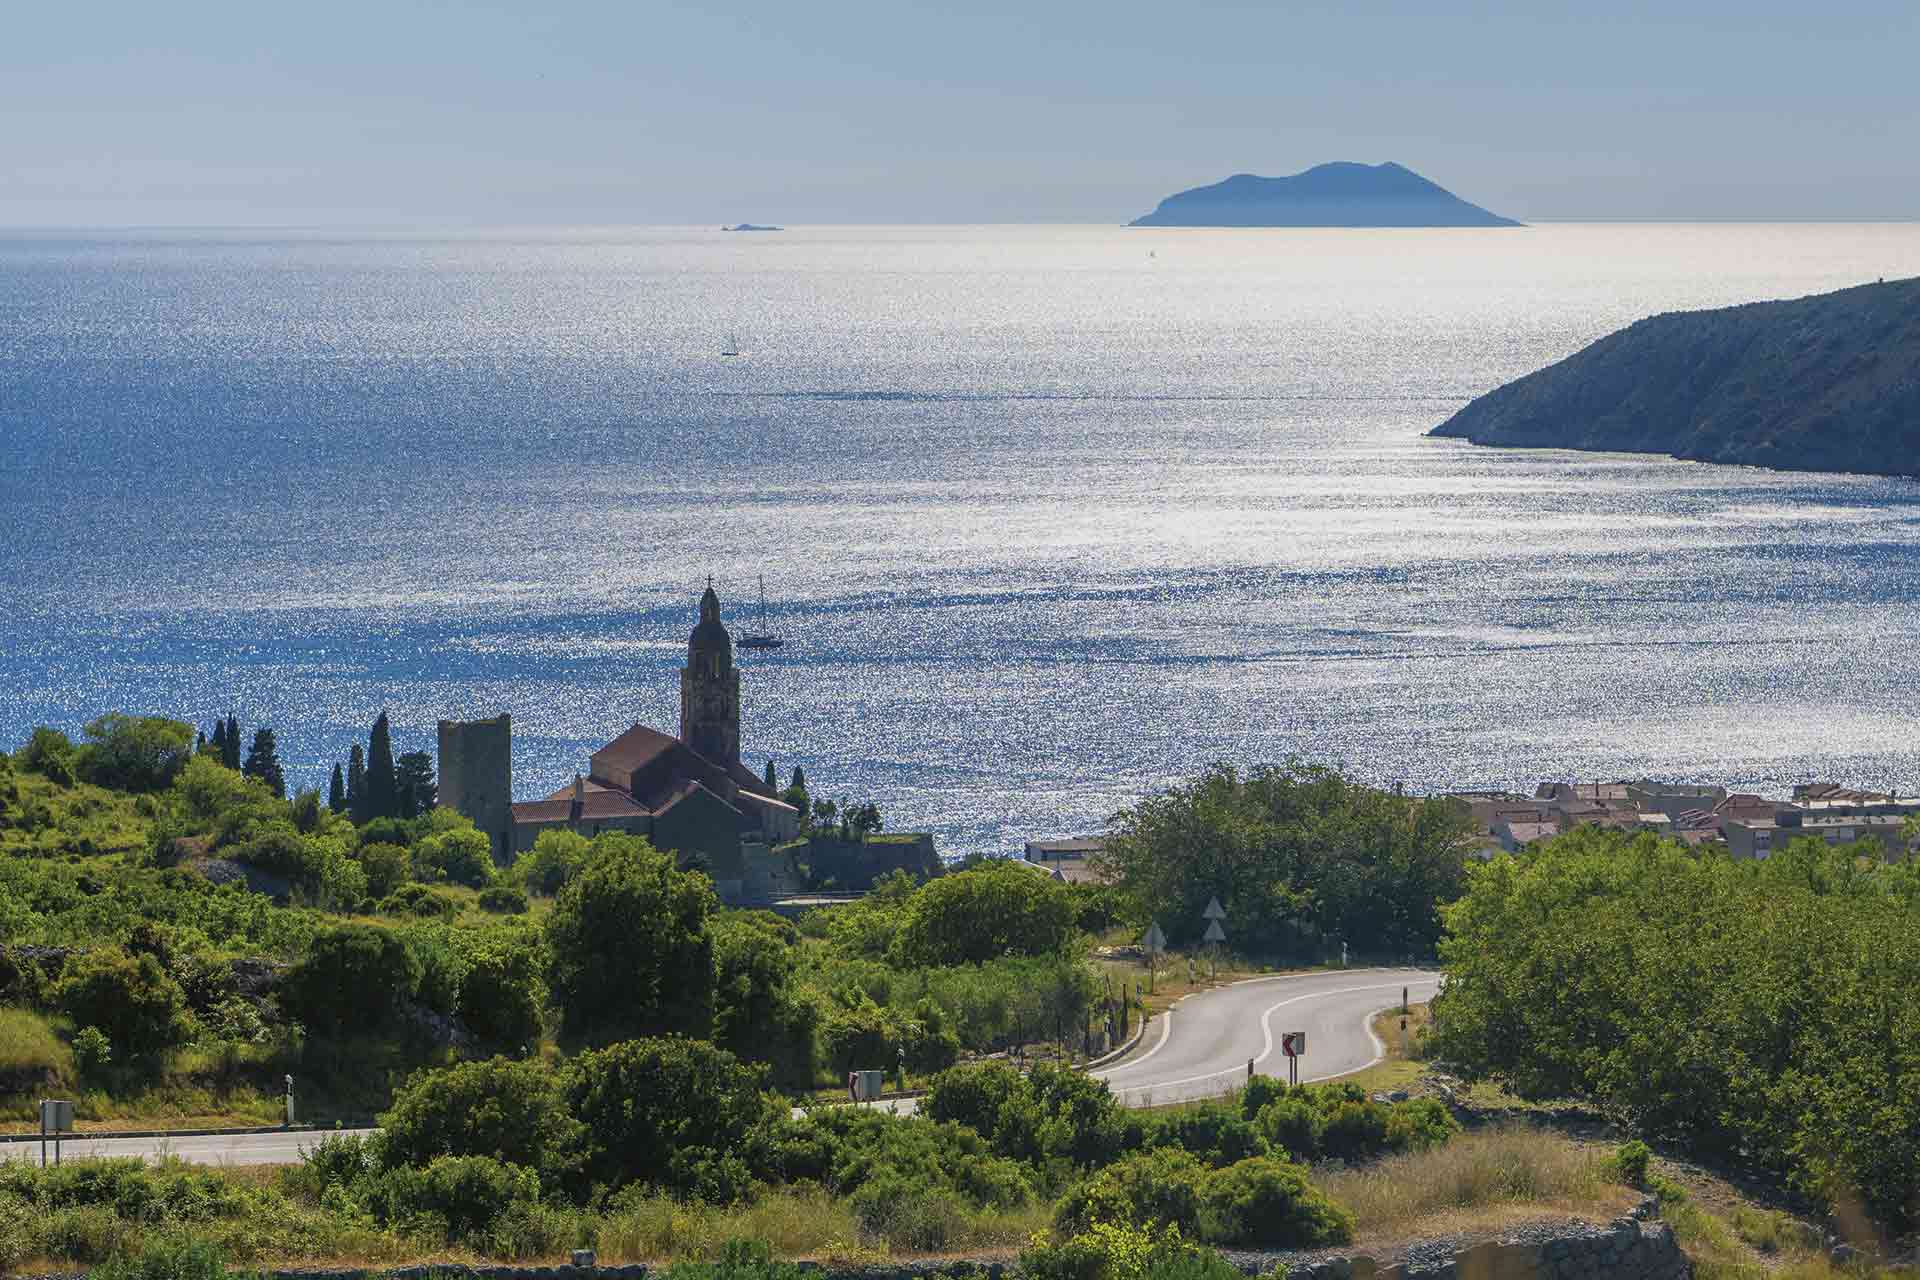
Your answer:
210,719 -> 228,764
711,912 -> 818,1087
458,937 -> 548,1049
346,743 -> 366,820
564,1036 -> 768,1201
56,948 -> 194,1060
241,727 -> 286,799
764,759 -> 777,790
327,763 -> 347,814
395,751 -> 436,820
546,834 -> 717,1042
357,841 -> 413,899
415,824 -> 494,888
364,712 -> 398,821
82,714 -> 195,791
891,860 -> 1078,967
280,925 -> 421,1036
223,716 -> 241,770
511,829 -> 592,896
19,726 -> 79,787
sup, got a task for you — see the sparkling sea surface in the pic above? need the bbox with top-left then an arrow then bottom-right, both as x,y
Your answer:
5,223 -> 1920,857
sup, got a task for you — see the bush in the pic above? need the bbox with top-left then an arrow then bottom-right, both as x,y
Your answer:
565,1036 -> 769,1202
73,1025 -> 113,1078
377,883 -> 459,918
890,861 -> 1079,967
547,836 -> 716,1043
925,1060 -> 1127,1170
56,949 -> 194,1060
380,1056 -> 583,1185
88,1235 -> 227,1280
751,1106 -> 1035,1211
280,925 -> 420,1035
1611,1139 -> 1652,1187
478,884 -> 529,914
656,1238 -> 811,1280
1143,1101 -> 1269,1168
849,1177 -> 971,1250
458,939 -> 546,1048
415,826 -> 496,888
1054,1149 -> 1209,1238
81,715 -> 196,793
20,727 -> 79,787
513,829 -> 592,896
1198,1155 -> 1354,1246
373,1154 -> 544,1247
1021,1220 -> 1242,1280
356,842 -> 412,899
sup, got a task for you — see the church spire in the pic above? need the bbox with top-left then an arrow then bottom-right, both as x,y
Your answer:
681,582 -> 741,765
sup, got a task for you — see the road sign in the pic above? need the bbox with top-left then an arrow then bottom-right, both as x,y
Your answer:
1143,921 -> 1167,954
848,1070 -> 885,1102
1202,919 -> 1227,944
1203,897 -> 1227,920
1280,1031 -> 1306,1058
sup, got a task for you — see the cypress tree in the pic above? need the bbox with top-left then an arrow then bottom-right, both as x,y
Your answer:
327,763 -> 347,814
791,765 -> 806,792
197,730 -> 208,753
210,720 -> 227,762
764,759 -> 777,790
242,727 -> 286,799
223,716 -> 241,770
395,751 -> 435,820
346,744 -> 366,822
365,711 -> 398,821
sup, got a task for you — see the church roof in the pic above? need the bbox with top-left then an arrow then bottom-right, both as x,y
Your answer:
592,724 -> 681,779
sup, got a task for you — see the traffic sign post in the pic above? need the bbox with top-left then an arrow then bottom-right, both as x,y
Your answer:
39,1099 -> 74,1168
1280,1031 -> 1307,1087
1143,920 -> 1166,994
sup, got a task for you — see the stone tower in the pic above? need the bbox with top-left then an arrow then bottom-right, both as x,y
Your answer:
437,714 -> 512,862
680,583 -> 741,766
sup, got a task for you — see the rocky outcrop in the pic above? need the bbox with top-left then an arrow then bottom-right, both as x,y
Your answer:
1130,162 -> 1519,227
1430,277 -> 1920,478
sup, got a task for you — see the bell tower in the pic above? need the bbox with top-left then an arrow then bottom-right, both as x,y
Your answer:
680,580 -> 741,765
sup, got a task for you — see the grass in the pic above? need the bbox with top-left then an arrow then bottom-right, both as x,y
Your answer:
0,1007 -> 73,1084
1336,1002 -> 1433,1094
1315,1125 -> 1635,1242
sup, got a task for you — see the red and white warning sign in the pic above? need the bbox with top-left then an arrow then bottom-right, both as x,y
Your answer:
1280,1031 -> 1307,1058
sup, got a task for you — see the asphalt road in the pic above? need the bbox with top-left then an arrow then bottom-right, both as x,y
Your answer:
1092,966 -> 1443,1107
1,967 -> 1440,1166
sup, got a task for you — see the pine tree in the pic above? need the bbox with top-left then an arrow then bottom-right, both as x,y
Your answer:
327,763 -> 347,814
346,744 -> 366,822
395,751 -> 435,820
365,711 -> 398,822
223,717 -> 241,770
242,728 -> 286,799
764,759 -> 777,790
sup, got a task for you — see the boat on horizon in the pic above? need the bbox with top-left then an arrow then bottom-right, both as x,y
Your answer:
720,331 -> 742,357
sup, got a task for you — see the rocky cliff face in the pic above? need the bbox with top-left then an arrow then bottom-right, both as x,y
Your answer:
1430,277 -> 1920,479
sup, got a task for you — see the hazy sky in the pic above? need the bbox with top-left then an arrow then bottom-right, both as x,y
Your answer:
6,0 -> 1917,226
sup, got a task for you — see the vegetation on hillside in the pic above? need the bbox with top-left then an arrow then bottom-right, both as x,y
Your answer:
1434,825 -> 1920,1233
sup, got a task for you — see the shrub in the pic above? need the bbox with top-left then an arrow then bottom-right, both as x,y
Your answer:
372,1154 -> 544,1247
751,1106 -> 1035,1210
73,1025 -> 113,1078
565,1036 -> 768,1202
1144,1101 -> 1269,1168
1198,1156 -> 1354,1246
513,829 -> 592,896
81,715 -> 196,793
280,925 -> 420,1035
458,940 -> 546,1048
377,883 -> 458,918
356,842 -> 412,899
656,1238 -> 811,1280
20,727 -> 79,787
1021,1220 -> 1241,1280
925,1060 -> 1126,1170
547,836 -> 716,1043
89,1235 -> 227,1280
56,949 -> 194,1060
478,884 -> 529,914
1054,1148 -> 1209,1237
415,826 -> 496,888
889,861 -> 1079,967
849,1177 -> 971,1250
380,1056 -> 583,1185
1611,1139 -> 1652,1187
1384,1098 -> 1459,1152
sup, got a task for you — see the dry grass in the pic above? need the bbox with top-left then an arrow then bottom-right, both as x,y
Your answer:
0,1008 -> 72,1081
1315,1125 -> 1635,1242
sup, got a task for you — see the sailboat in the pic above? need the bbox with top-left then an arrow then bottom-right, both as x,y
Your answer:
738,575 -> 784,650
720,331 -> 742,357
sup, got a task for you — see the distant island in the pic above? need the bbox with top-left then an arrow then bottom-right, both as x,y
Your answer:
1429,277 -> 1920,480
1128,161 -> 1520,228
724,223 -> 783,232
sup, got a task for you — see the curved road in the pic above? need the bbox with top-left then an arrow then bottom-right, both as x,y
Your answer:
0,968 -> 1440,1165
1094,966 -> 1442,1107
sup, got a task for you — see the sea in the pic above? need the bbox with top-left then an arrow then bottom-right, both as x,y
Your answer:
5,223 -> 1920,857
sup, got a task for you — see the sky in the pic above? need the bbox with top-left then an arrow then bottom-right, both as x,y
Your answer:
4,0 -> 1917,226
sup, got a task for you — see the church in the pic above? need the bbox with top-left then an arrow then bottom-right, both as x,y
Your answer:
439,584 -> 802,903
